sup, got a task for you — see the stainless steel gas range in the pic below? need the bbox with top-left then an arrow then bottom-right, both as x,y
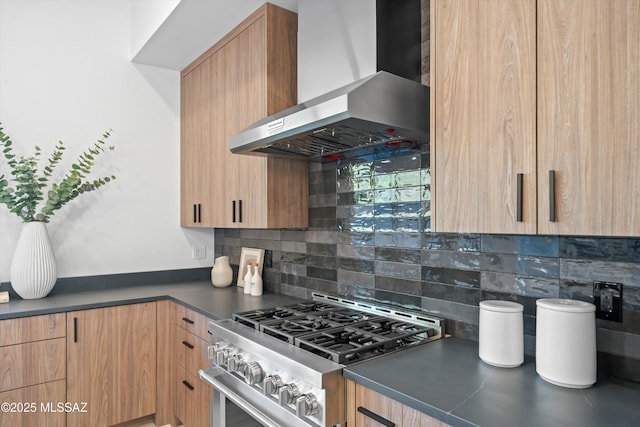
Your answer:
199,293 -> 444,427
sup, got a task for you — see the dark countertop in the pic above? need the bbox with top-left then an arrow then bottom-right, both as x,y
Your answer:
3,281 -> 639,427
344,337 -> 640,427
0,280 -> 303,321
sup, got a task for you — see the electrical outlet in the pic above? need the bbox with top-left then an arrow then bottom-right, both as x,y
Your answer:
593,281 -> 623,322
192,245 -> 206,260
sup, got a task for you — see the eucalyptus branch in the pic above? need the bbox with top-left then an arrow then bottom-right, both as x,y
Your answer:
0,124 -> 116,223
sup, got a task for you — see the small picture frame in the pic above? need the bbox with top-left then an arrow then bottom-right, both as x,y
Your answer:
237,247 -> 265,287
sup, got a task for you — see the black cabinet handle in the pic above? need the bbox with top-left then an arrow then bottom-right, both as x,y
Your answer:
239,199 -> 243,223
232,200 -> 237,223
182,317 -> 195,325
182,380 -> 194,391
193,204 -> 197,223
73,317 -> 78,343
549,170 -> 556,222
198,203 -> 202,223
516,173 -> 523,222
182,340 -> 194,349
357,407 -> 395,427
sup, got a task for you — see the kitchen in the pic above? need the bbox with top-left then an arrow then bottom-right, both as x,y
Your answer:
0,0 -> 639,426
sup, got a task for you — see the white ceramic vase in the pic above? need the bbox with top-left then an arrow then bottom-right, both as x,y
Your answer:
10,221 -> 58,299
211,256 -> 233,287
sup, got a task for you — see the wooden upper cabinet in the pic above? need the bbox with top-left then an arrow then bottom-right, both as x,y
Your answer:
433,0 -> 639,236
537,0 -> 640,236
432,0 -> 537,234
180,3 -> 308,229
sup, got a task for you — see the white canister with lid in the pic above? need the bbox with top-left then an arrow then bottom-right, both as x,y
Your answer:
478,300 -> 524,368
535,298 -> 596,388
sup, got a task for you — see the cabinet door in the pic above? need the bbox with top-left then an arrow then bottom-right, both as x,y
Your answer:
0,380 -> 66,427
222,16 -> 269,228
537,0 -> 640,235
181,56 -> 214,227
67,303 -> 157,427
432,0 -> 536,234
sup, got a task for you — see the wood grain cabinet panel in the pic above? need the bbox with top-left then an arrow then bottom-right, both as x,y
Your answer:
347,380 -> 451,427
0,313 -> 65,346
432,0 -> 536,234
0,338 -> 66,392
432,0 -> 640,236
66,302 -> 157,427
0,380 -> 66,427
180,3 -> 308,229
537,0 -> 640,235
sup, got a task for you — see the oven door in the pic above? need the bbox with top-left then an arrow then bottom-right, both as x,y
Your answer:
199,366 -> 315,427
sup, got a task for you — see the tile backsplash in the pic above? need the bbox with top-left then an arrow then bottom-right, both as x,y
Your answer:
215,143 -> 640,382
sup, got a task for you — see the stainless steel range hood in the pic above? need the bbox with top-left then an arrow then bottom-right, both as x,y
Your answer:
229,71 -> 429,159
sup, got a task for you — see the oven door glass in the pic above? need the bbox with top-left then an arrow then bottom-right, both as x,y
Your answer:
200,366 -> 316,427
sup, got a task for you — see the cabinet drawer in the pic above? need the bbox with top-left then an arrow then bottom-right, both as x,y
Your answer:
0,313 -> 66,346
175,305 -> 213,341
174,326 -> 210,377
175,365 -> 211,427
0,338 -> 66,392
0,379 -> 66,427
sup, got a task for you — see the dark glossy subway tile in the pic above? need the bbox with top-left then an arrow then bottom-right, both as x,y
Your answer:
309,194 -> 337,208
375,276 -> 421,295
480,253 -> 559,278
375,232 -> 423,249
240,230 -> 281,241
421,266 -> 480,288
309,206 -> 337,220
337,190 -> 375,205
375,290 -> 422,311
374,153 -> 421,174
375,261 -> 421,281
375,247 -> 422,264
279,283 -> 309,300
280,262 -> 306,276
307,243 -> 337,257
481,271 -> 560,298
223,229 -> 242,238
280,252 -> 306,264
280,241 -> 306,254
306,277 -> 338,293
424,233 -> 481,252
306,255 -> 338,270
281,230 -> 308,242
336,204 -> 375,219
560,237 -> 640,262
336,176 -> 373,193
309,218 -> 338,230
238,239 -> 281,252
306,231 -> 339,244
337,217 -> 375,232
337,258 -> 375,274
560,259 -> 640,287
481,235 -> 560,257
336,283 -> 376,300
443,320 -> 479,342
479,290 -> 538,316
281,272 -> 307,287
421,296 -> 478,325
374,217 -> 421,233
338,231 -> 375,246
337,270 -> 375,288
374,202 -> 423,218
337,244 -> 375,259
421,250 -> 480,270
420,281 -> 482,305
307,266 -> 338,282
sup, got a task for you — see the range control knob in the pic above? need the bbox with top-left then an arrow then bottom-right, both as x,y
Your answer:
278,384 -> 299,406
216,348 -> 231,367
296,393 -> 319,417
243,362 -> 264,385
208,342 -> 226,360
227,354 -> 245,373
263,375 -> 283,396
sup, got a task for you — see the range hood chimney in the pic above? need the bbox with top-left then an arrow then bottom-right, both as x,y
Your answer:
230,0 -> 426,159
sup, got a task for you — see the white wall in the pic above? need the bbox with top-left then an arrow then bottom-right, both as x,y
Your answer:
297,0 -> 376,102
131,0 -> 181,58
0,0 -> 215,282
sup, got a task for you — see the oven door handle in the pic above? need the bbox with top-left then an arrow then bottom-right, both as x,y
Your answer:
199,367 -> 282,427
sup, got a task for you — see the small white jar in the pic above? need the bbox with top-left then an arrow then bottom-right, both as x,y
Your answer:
535,298 -> 596,388
479,300 -> 524,368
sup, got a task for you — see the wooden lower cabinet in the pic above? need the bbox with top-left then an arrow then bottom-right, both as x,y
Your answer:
0,313 -> 66,427
347,380 -> 451,427
66,302 -> 157,427
175,366 -> 211,427
0,380 -> 67,427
